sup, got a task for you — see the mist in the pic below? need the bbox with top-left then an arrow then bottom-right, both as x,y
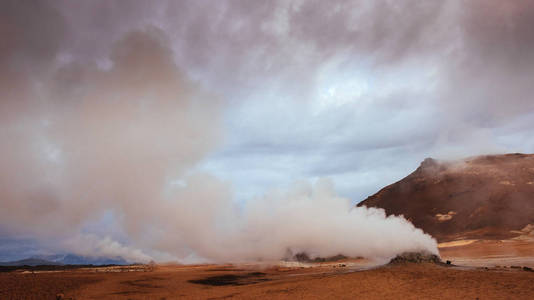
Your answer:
0,1 -> 443,263
2,0 -> 534,263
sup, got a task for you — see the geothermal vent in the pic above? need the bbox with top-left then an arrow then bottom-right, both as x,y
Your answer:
388,252 -> 442,265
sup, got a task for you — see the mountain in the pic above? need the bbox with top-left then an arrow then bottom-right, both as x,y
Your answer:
0,258 -> 57,266
56,254 -> 128,265
35,254 -> 129,265
0,254 -> 129,266
358,153 -> 534,242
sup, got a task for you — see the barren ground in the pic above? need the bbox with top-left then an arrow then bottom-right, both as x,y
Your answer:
2,239 -> 534,300
358,153 -> 534,242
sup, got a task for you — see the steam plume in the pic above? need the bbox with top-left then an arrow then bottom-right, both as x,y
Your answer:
0,0 -> 446,263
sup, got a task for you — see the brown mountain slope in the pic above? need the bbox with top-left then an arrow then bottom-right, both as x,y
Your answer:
358,153 -> 534,242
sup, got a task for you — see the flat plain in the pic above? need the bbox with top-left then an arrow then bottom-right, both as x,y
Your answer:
2,239 -> 534,300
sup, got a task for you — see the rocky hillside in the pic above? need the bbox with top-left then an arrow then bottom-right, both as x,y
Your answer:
358,153 -> 534,242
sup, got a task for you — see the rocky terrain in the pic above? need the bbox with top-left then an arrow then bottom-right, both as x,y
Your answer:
3,261 -> 534,299
358,153 -> 534,242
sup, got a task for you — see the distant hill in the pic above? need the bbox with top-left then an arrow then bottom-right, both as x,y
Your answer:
0,258 -> 56,266
358,153 -> 534,242
47,254 -> 128,265
0,254 -> 129,266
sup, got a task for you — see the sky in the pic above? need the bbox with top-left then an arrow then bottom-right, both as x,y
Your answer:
1,0 -> 534,262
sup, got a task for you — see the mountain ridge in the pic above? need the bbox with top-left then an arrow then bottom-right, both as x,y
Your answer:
358,153 -> 534,242
0,254 -> 129,266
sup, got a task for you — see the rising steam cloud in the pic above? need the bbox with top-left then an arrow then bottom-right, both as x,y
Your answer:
0,26 -> 438,259
13,0 -> 534,264
0,1 -> 440,263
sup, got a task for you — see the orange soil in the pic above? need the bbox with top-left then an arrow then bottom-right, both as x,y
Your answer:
441,239 -> 534,259
2,258 -> 534,299
2,240 -> 534,299
440,238 -> 534,268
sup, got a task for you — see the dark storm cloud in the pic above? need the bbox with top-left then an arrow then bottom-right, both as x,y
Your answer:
43,0 -> 516,205
0,0 -> 65,67
442,0 -> 534,121
178,0 -> 534,202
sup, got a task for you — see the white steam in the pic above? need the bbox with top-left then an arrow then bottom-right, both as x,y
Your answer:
0,4 -> 438,263
181,179 -> 438,262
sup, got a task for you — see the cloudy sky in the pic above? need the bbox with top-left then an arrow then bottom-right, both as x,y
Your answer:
1,0 -> 534,262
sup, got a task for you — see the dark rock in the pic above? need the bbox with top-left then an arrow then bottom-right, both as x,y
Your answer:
388,252 -> 442,264
291,252 -> 348,263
